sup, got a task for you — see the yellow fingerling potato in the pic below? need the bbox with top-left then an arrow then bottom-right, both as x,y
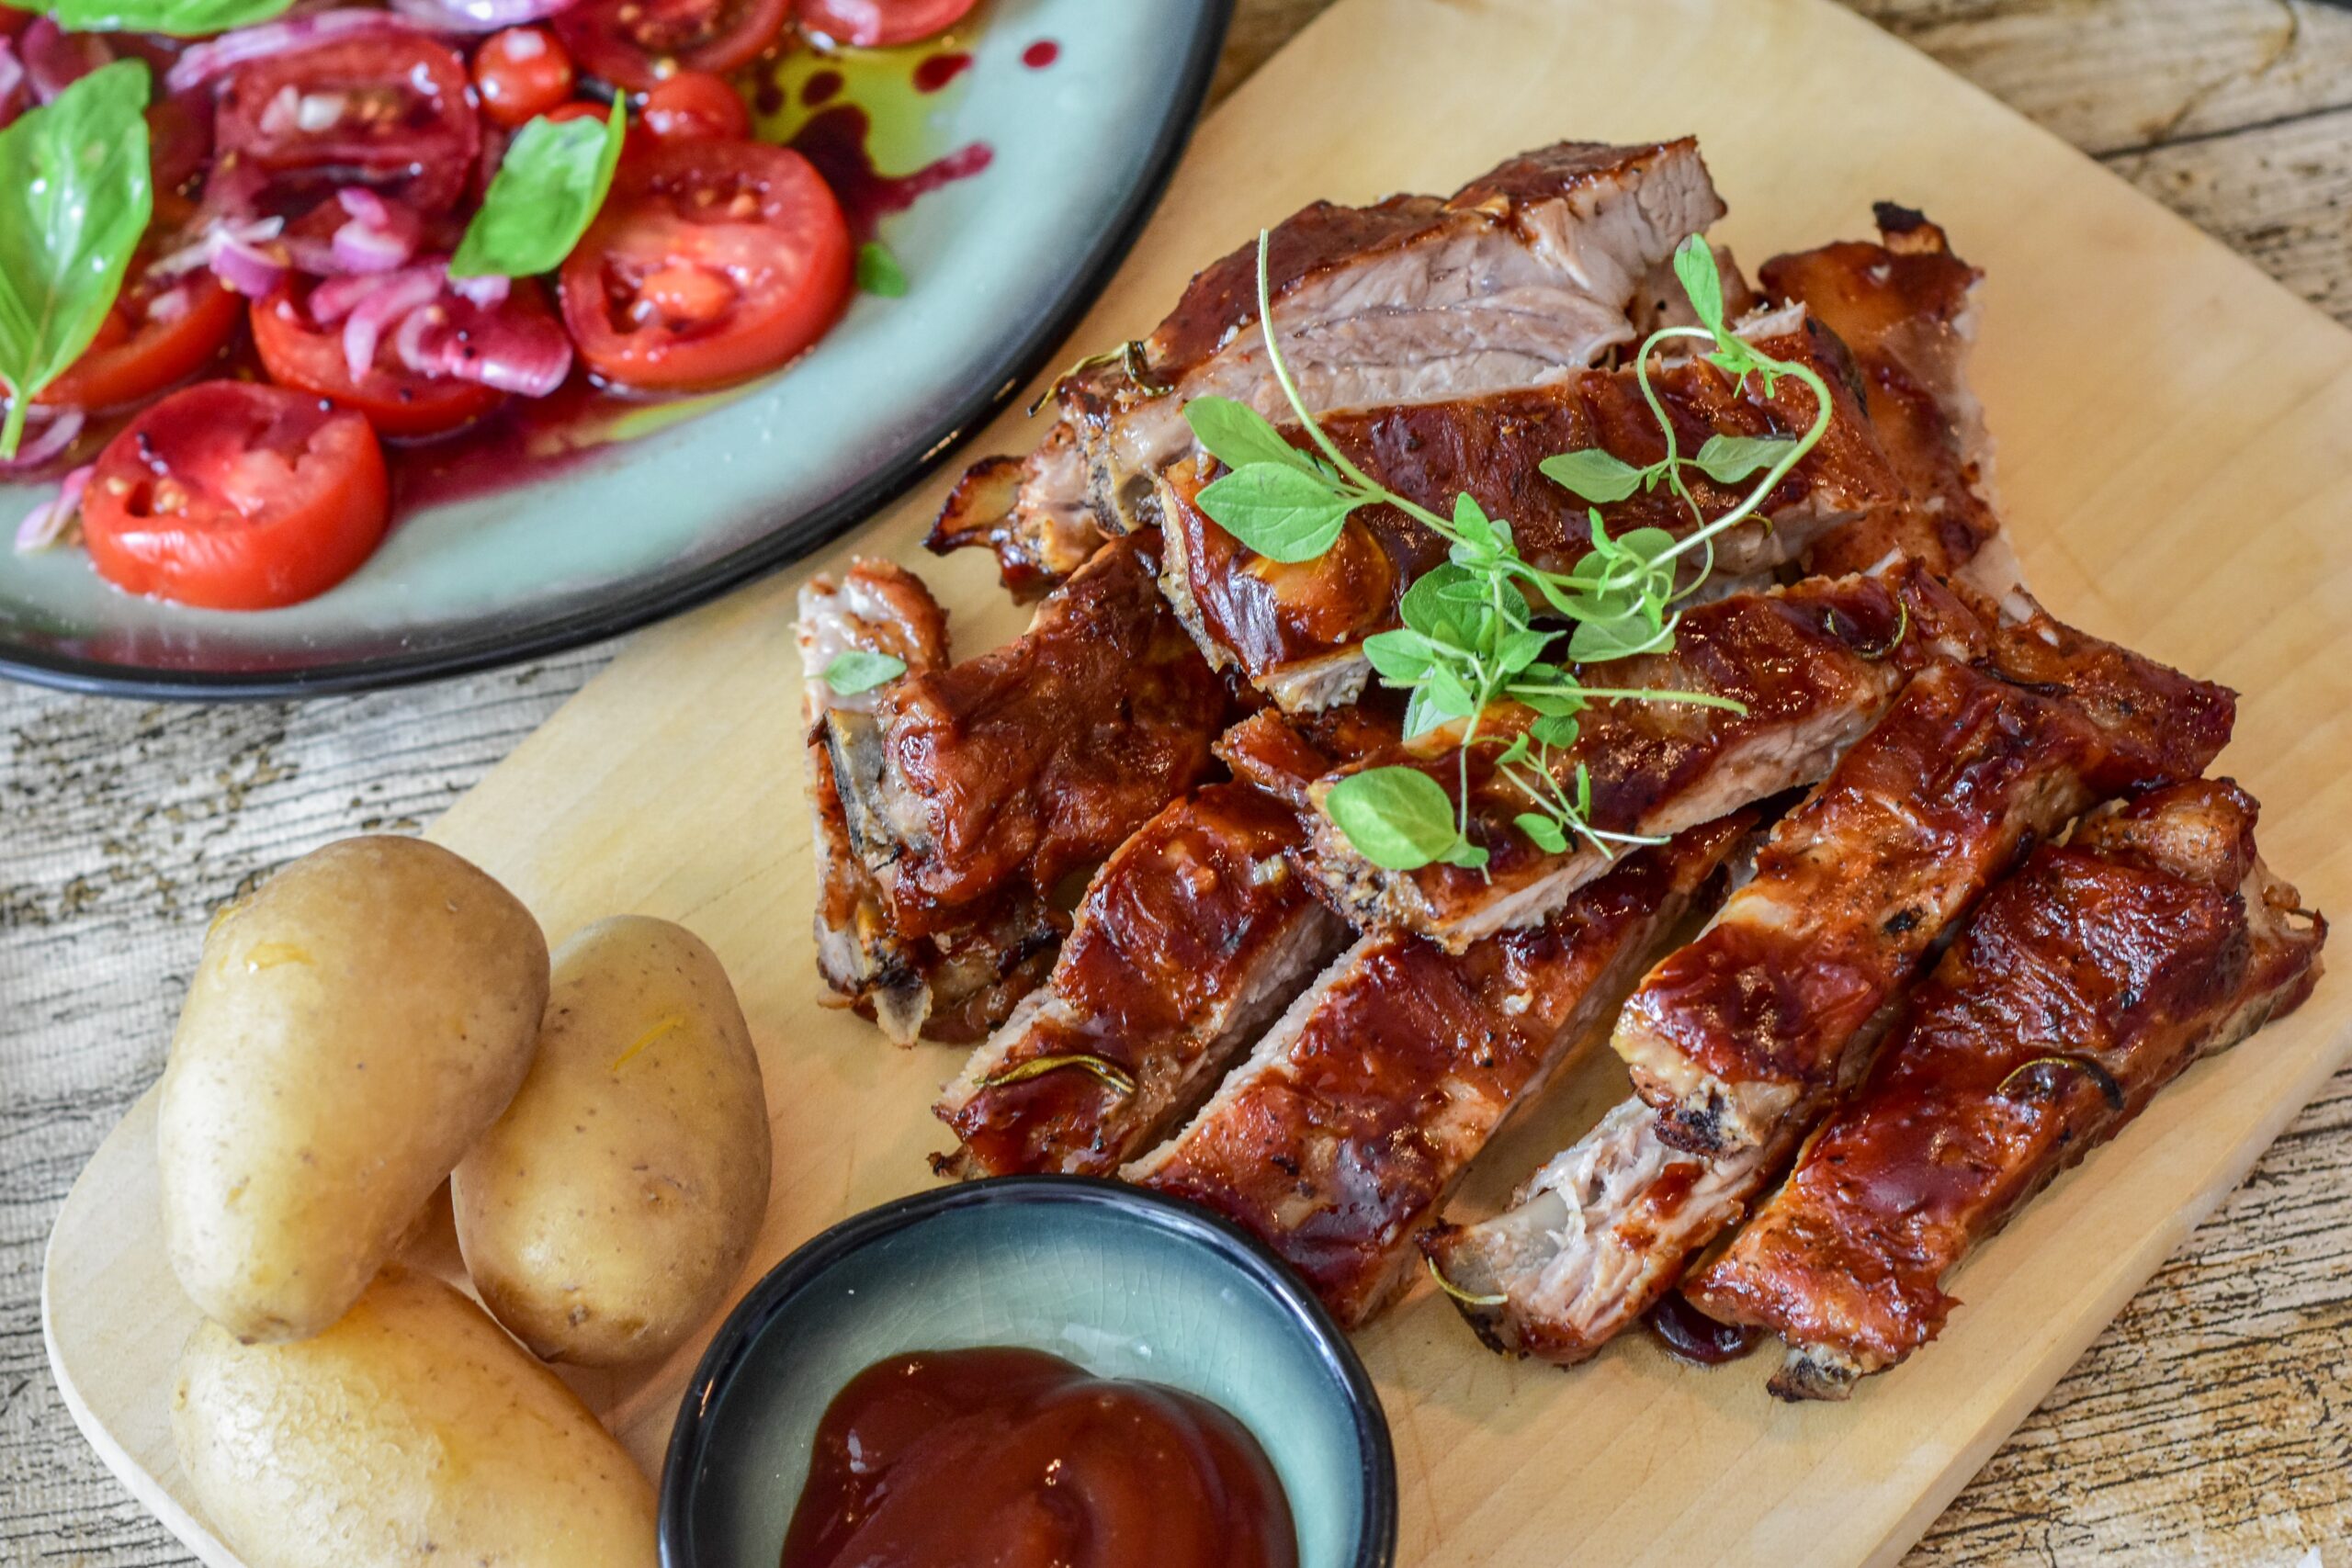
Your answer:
453,915 -> 772,1366
172,1265 -> 657,1568
158,836 -> 548,1342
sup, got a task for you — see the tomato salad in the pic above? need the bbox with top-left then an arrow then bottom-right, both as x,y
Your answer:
0,0 -> 976,611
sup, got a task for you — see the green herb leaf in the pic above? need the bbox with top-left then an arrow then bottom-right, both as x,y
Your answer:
855,241 -> 909,297
980,1053 -> 1138,1099
1398,561 -> 1486,650
1185,394 -> 1318,477
450,96 -> 626,280
1324,767 -> 1463,870
1512,813 -> 1569,854
1530,713 -> 1581,749
823,649 -> 907,694
1193,461 -> 1360,562
1692,433 -> 1795,484
1672,234 -> 1724,333
1363,627 -> 1438,683
1567,612 -> 1677,663
44,0 -> 289,31
0,59 -> 151,460
1540,447 -> 1645,504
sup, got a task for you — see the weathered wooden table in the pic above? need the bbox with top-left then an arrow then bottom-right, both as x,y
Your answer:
6,2 -> 2347,1562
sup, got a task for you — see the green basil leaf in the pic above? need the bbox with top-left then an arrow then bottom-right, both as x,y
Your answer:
1193,461 -> 1358,562
1324,766 -> 1462,871
0,59 -> 151,460
823,649 -> 907,694
1672,234 -> 1724,333
1363,627 -> 1436,683
45,0 -> 289,32
856,241 -> 909,297
1540,447 -> 1644,504
1185,394 -> 1317,477
1692,433 -> 1794,484
1513,813 -> 1569,854
450,97 -> 626,281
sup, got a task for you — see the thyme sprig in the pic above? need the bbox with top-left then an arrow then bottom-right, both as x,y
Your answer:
1181,232 -> 1836,873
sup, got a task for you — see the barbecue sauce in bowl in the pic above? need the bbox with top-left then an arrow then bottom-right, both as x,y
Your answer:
777,1346 -> 1298,1568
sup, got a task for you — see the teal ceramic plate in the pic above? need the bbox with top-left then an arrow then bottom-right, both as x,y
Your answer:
661,1177 -> 1398,1568
0,0 -> 1228,697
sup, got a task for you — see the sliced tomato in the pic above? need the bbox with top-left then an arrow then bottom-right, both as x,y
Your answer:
472,26 -> 574,129
797,0 -> 978,48
214,33 -> 481,215
40,272 -> 243,413
641,69 -> 751,141
82,382 -> 390,611
252,277 -> 510,440
560,139 -> 850,391
555,0 -> 791,92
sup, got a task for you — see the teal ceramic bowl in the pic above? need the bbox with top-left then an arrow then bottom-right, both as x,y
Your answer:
660,1176 -> 1397,1568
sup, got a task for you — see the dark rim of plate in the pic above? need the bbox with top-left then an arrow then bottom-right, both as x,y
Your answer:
658,1174 -> 1400,1568
2,0 -> 1234,701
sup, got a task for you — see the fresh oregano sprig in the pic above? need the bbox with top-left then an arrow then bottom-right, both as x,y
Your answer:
1177,232 -> 1832,873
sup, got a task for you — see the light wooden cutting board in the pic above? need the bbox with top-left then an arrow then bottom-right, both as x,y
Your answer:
44,0 -> 2352,1563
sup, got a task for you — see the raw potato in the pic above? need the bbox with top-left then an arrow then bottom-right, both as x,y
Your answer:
454,915 -> 771,1366
173,1264 -> 657,1568
159,836 -> 549,1342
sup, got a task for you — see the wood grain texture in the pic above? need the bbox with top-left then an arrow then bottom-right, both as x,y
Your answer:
6,1 -> 2351,1564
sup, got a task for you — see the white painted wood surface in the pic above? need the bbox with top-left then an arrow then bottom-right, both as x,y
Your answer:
10,1 -> 2352,1563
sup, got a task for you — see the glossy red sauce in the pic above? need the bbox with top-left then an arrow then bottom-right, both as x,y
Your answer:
779,1347 -> 1298,1568
801,68 -> 845,105
1645,1289 -> 1760,1366
789,102 -> 994,243
1022,39 -> 1059,68
911,50 -> 972,91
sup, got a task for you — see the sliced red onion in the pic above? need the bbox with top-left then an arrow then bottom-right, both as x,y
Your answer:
331,187 -> 423,274
396,294 -> 571,396
210,231 -> 288,298
447,272 -> 510,309
338,264 -> 449,379
15,464 -> 93,555
145,283 -> 198,325
0,40 -> 26,132
21,17 -> 115,104
147,216 -> 284,280
388,0 -> 579,32
0,411 -> 85,474
166,10 -> 426,94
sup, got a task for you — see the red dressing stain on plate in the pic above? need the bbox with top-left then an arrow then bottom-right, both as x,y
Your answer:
1022,39 -> 1058,68
801,69 -> 845,107
912,51 -> 972,92
791,105 -> 993,243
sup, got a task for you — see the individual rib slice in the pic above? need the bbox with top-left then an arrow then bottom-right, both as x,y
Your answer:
924,425 -> 1101,603
929,140 -> 1726,591
1128,814 -> 1751,1327
1422,634 -> 2233,1361
1684,781 -> 2325,1399
1293,559 -> 1988,951
934,784 -> 1346,1179
823,534 -> 1232,933
1762,205 -> 2009,589
797,562 -> 1062,1044
1150,315 -> 1901,712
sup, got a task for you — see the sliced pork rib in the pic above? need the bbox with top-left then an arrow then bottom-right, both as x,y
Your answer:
823,534 -> 1234,934
930,139 -> 1726,591
1294,559 -> 1989,951
1762,205 -> 2008,588
798,562 -> 1061,1043
1152,315 -> 1901,712
1620,639 -> 2234,1158
1128,814 -> 1750,1327
934,784 -> 1346,1179
1684,781 -> 2325,1399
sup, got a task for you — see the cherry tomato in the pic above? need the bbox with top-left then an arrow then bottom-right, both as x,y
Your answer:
215,33 -> 481,215
554,0 -> 791,93
796,0 -> 978,48
40,272 -> 243,412
147,94 -> 214,201
641,69 -> 751,141
81,382 -> 390,611
559,138 -> 850,391
472,26 -> 574,129
251,278 -> 510,440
